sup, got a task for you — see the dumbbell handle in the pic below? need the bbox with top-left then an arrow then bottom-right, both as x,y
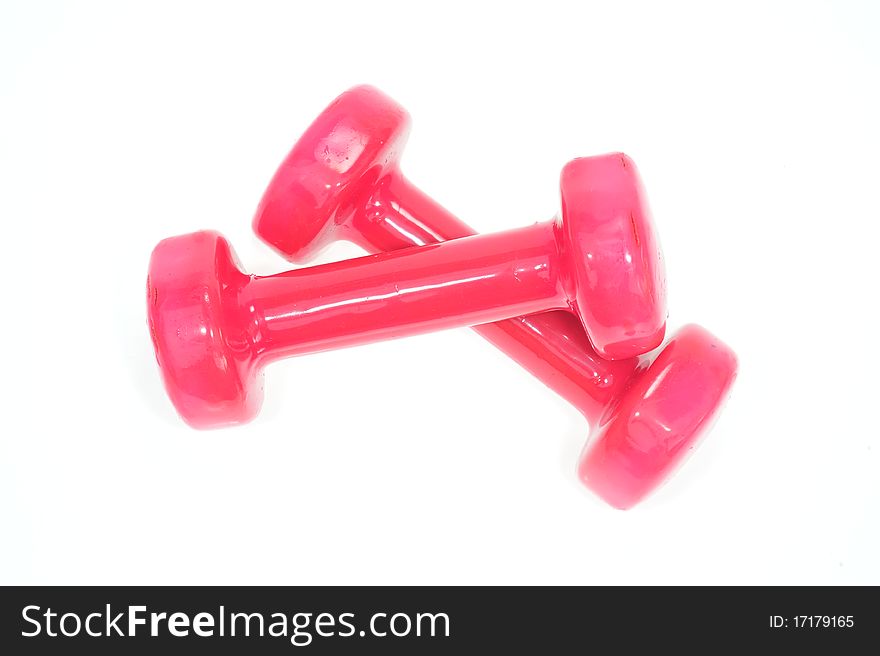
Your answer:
247,220 -> 573,361
340,174 -> 640,422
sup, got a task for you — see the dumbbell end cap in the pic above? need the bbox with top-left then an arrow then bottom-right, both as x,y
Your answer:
253,85 -> 411,262
578,324 -> 738,509
560,153 -> 667,360
147,230 -> 262,429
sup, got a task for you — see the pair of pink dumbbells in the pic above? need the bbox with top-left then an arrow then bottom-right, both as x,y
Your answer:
147,85 -> 737,509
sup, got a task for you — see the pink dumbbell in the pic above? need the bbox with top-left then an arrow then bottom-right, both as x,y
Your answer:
252,86 -> 738,508
148,154 -> 665,426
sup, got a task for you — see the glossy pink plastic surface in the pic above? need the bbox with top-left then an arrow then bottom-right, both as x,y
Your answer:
579,325 -> 738,509
256,87 -> 666,361
251,85 -> 738,507
149,180 -> 658,426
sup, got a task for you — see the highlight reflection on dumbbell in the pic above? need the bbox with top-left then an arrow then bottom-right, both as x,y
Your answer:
148,154 -> 665,432
252,86 -> 737,508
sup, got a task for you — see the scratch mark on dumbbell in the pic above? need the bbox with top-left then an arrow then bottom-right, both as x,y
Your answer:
630,212 -> 641,248
145,278 -> 160,348
147,276 -> 159,307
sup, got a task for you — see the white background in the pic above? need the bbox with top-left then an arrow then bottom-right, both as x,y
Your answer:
1,0 -> 878,585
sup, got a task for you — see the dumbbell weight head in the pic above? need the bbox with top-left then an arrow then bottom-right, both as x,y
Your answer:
579,324 -> 737,509
256,85 -> 411,262
559,155 -> 666,359
148,230 -> 261,427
